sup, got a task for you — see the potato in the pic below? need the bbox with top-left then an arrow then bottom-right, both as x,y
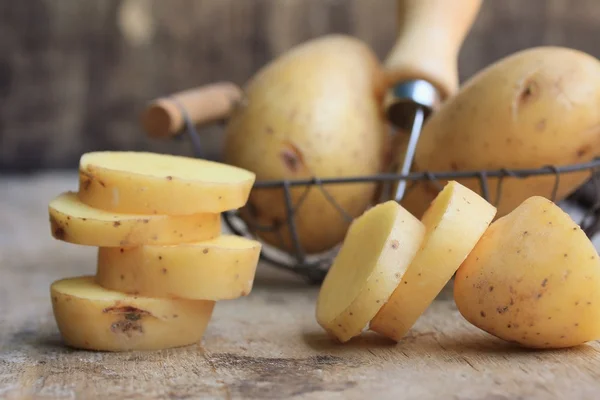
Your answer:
50,276 -> 214,351
78,151 -> 255,215
408,47 -> 600,219
370,181 -> 496,341
49,192 -> 221,247
96,235 -> 261,300
224,34 -> 387,254
454,196 -> 600,349
316,201 -> 425,343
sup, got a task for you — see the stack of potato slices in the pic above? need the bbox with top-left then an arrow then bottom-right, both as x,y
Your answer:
48,151 -> 261,351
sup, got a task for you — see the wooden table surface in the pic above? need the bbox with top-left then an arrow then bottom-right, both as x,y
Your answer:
2,173 -> 600,400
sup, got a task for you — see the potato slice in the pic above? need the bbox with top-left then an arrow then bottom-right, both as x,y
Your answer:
77,151 -> 255,215
96,235 -> 261,300
49,192 -> 221,247
50,276 -> 214,351
454,196 -> 600,349
370,181 -> 496,341
316,201 -> 425,342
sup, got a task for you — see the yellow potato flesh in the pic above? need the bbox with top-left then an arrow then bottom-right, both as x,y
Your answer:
49,192 -> 221,247
224,34 -> 387,254
411,47 -> 600,218
78,151 -> 255,215
316,201 -> 425,342
454,196 -> 600,349
50,276 -> 215,351
96,235 -> 261,300
370,181 -> 496,341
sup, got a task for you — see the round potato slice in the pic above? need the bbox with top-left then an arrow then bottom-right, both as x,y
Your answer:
454,196 -> 600,349
96,235 -> 261,300
77,151 -> 255,215
49,192 -> 221,247
370,181 -> 496,341
316,201 -> 425,343
50,276 -> 215,351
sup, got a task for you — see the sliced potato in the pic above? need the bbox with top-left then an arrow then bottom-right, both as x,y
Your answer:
316,201 -> 425,342
77,151 -> 255,215
50,276 -> 214,351
49,192 -> 221,247
454,196 -> 600,349
370,181 -> 496,341
96,235 -> 261,300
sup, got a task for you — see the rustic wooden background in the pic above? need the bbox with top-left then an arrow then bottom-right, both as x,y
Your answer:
1,0 -> 599,171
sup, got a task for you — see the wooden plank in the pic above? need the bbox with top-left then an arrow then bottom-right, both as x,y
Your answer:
1,173 -> 600,399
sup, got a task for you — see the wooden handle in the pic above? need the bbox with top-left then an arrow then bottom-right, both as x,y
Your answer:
141,82 -> 243,137
384,0 -> 482,101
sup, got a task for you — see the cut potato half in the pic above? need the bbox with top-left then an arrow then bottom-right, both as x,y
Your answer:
50,276 -> 215,351
316,201 -> 425,342
370,181 -> 496,341
49,192 -> 221,247
77,151 -> 255,215
454,196 -> 600,349
96,235 -> 261,300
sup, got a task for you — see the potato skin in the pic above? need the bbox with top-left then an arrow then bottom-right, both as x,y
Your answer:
454,196 -> 600,349
411,47 -> 600,219
224,34 -> 386,254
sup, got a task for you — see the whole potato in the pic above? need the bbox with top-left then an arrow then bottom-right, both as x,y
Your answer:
454,196 -> 600,349
408,47 -> 600,219
224,35 -> 387,254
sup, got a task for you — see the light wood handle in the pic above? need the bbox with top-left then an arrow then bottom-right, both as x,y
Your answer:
141,82 -> 243,137
384,0 -> 482,101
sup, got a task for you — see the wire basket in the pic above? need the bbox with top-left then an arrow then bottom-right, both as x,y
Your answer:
176,106 -> 600,284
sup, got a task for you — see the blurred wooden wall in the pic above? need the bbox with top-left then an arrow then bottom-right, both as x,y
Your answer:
1,0 -> 600,171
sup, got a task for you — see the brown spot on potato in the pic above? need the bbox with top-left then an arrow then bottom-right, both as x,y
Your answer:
450,162 -> 459,171
113,221 -> 121,227
480,311 -> 486,317
158,256 -> 162,260
391,240 -> 400,249
489,286 -> 494,292
120,248 -> 124,253
541,279 -> 548,287
203,249 -> 209,254
99,180 -> 106,188
162,268 -> 167,274
280,141 -> 305,173
497,306 -> 509,314
166,176 -> 173,181
536,119 -> 546,131
143,219 -> 149,224
519,80 -> 539,104
111,320 -> 143,337
52,296 -> 58,302
266,126 -> 274,134
53,226 -> 66,240
577,145 -> 592,158
120,274 -> 125,280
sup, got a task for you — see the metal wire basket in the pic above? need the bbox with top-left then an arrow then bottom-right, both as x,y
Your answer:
175,106 -> 600,284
